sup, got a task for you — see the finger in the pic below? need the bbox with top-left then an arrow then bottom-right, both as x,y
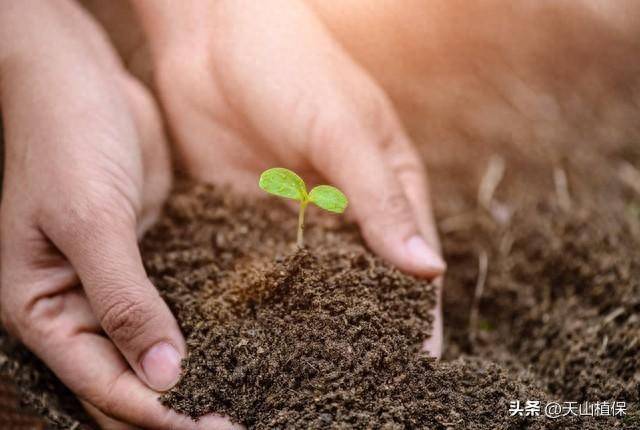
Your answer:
387,133 -> 441,252
81,400 -> 140,430
1,230 -> 239,429
43,211 -> 185,392
17,292 -> 238,429
387,133 -> 444,357
57,331 -> 237,429
310,119 -> 445,278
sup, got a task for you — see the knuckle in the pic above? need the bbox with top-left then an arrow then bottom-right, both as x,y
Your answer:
307,89 -> 394,156
382,190 -> 415,224
389,148 -> 426,180
83,367 -> 129,417
21,296 -> 65,344
52,203 -> 101,242
99,293 -> 154,346
364,189 -> 415,236
46,192 -> 135,243
101,370 -> 128,415
304,103 -> 351,148
1,290 -> 64,345
66,199 -> 105,233
356,88 -> 397,138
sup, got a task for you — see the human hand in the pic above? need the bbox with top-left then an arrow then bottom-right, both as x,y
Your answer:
134,0 -> 446,356
0,1 -> 236,428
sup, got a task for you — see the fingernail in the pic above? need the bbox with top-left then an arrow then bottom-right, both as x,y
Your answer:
141,342 -> 182,391
405,235 -> 446,275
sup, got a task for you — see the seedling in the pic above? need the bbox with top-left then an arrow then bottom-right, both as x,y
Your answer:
259,167 -> 348,248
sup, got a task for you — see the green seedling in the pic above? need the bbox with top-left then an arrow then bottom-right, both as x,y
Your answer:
259,167 -> 348,248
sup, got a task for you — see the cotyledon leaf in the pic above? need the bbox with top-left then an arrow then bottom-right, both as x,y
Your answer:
259,167 -> 307,201
308,185 -> 348,213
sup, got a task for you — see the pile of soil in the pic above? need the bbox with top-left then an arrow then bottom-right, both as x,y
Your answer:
1,119 -> 639,429
142,183 -> 549,429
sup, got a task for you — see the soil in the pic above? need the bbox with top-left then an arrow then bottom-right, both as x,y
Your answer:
143,183 -> 546,429
1,133 -> 639,428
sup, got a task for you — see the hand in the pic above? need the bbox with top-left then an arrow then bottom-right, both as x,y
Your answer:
0,1 -> 235,428
135,0 -> 446,356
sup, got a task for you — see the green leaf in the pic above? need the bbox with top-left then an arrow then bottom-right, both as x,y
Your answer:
308,185 -> 348,213
259,167 -> 307,201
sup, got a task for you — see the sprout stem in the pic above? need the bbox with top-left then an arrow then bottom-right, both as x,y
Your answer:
297,200 -> 308,248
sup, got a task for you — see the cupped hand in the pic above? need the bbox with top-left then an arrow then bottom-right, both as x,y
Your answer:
136,0 -> 446,356
0,1 -> 236,428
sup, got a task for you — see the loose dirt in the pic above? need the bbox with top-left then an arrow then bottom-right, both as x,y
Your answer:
1,138 -> 639,429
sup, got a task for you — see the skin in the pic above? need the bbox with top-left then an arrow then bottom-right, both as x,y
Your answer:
0,0 -> 444,428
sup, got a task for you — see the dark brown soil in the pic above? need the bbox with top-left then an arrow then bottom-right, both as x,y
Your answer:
142,183 -> 550,429
1,132 -> 639,429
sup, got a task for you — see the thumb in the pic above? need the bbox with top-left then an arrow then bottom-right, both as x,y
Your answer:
311,117 -> 445,278
45,207 -> 185,392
